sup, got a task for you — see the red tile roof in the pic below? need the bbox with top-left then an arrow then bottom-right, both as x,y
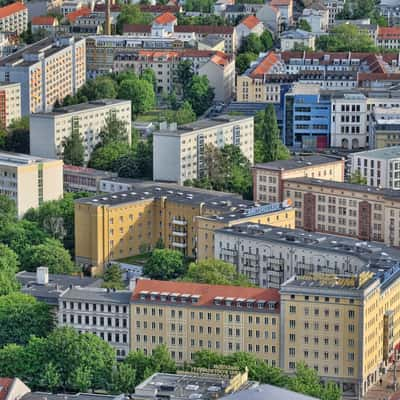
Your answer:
93,3 -> 121,12
240,15 -> 261,30
0,378 -> 13,400
210,51 -> 232,67
0,2 -> 26,19
153,11 -> 176,25
140,4 -> 180,14
132,279 -> 280,310
378,26 -> 400,40
175,24 -> 234,34
250,51 -> 280,78
66,7 -> 91,23
31,16 -> 57,26
123,24 -> 151,33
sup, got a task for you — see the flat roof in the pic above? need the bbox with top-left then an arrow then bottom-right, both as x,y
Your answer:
22,393 -> 120,400
350,146 -> 400,160
0,151 -> 57,166
61,287 -> 131,304
254,155 -> 343,171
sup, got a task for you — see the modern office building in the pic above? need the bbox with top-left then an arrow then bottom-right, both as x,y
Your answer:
0,82 -> 20,128
30,99 -> 131,163
252,155 -> 345,203
0,37 -> 86,116
214,223 -> 400,288
131,279 -> 281,364
283,84 -> 331,149
349,146 -> 400,189
58,287 -> 131,358
74,184 -> 294,274
280,266 -> 400,398
153,115 -> 254,185
0,151 -> 63,217
0,2 -> 27,35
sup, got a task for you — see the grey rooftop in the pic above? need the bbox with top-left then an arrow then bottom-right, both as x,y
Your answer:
60,287 -> 131,304
254,155 -> 343,171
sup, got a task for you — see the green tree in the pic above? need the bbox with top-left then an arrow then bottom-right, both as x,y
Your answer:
102,264 -> 125,290
99,112 -> 129,146
77,77 -> 118,102
88,142 -> 130,171
123,350 -> 153,385
260,29 -> 274,50
6,117 -> 30,154
62,131 -> 85,166
144,249 -> 185,280
111,363 -> 136,394
41,363 -> 62,393
0,194 -> 17,225
0,244 -> 19,296
183,259 -> 253,286
185,75 -> 214,116
298,19 -> 312,32
0,293 -> 54,347
141,68 -> 156,89
22,238 -> 76,274
349,170 -> 367,185
236,52 -> 257,74
118,78 -> 155,116
241,33 -> 263,54
149,344 -> 177,373
163,101 -> 196,125
175,60 -> 194,95
116,4 -> 152,34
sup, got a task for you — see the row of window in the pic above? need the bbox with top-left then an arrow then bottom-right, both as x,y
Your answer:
61,301 -> 127,314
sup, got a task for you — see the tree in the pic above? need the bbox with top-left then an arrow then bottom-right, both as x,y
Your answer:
175,60 -> 194,95
260,30 -> 274,50
298,19 -> 312,32
144,249 -> 185,280
111,363 -> 136,394
0,293 -> 53,348
241,33 -> 264,54
77,76 -> 118,102
88,142 -> 130,171
0,244 -> 19,296
22,238 -> 76,274
99,112 -> 129,146
116,4 -> 152,34
41,363 -> 62,393
349,170 -> 367,185
0,194 -> 17,225
141,68 -> 156,90
102,264 -> 125,290
62,131 -> 85,166
6,117 -> 30,154
118,78 -> 155,116
185,75 -> 214,116
183,259 -> 253,286
149,344 -> 176,373
236,52 -> 257,74
163,101 -> 196,125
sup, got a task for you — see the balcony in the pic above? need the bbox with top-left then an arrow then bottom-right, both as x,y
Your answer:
172,219 -> 187,226
172,242 -> 187,248
172,231 -> 187,237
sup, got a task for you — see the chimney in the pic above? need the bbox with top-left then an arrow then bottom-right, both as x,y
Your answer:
105,0 -> 111,35
36,267 -> 49,285
129,278 -> 136,291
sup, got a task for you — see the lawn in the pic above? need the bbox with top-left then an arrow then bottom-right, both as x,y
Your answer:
117,253 -> 151,266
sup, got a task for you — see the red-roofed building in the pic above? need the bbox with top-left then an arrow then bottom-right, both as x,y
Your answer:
0,378 -> 30,400
140,4 -> 181,16
65,7 -> 91,23
153,11 -> 177,25
131,279 -> 280,363
31,16 -> 59,33
377,27 -> 400,49
0,2 -> 27,35
236,15 -> 264,47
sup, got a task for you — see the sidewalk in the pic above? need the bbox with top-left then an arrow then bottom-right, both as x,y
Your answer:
364,367 -> 399,400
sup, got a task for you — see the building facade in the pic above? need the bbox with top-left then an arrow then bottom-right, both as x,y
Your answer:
0,82 -> 20,128
0,151 -> 63,217
280,29 -> 316,51
30,99 -> 131,163
0,2 -> 27,35
0,37 -> 86,116
371,107 -> 400,148
153,115 -> 254,185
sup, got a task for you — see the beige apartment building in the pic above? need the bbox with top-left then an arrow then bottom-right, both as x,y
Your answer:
0,82 -> 20,128
0,37 -> 86,116
0,2 -> 27,35
153,115 -> 254,185
131,279 -> 281,365
30,99 -> 131,163
0,151 -> 63,217
253,155 -> 345,202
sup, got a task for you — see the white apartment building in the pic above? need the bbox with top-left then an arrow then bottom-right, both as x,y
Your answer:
0,82 -> 20,127
280,29 -> 316,51
0,37 -> 86,116
30,99 -> 131,163
300,8 -> 329,35
350,146 -> 400,189
0,2 -> 28,35
322,0 -> 345,25
215,223 -> 400,288
153,115 -> 254,184
0,151 -> 63,217
59,286 -> 131,359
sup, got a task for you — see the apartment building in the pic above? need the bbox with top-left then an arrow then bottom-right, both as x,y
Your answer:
113,49 -> 234,102
322,0 -> 345,25
0,82 -> 20,128
280,29 -> 316,51
349,147 -> 400,189
371,107 -> 400,148
377,27 -> 400,50
236,15 -> 264,48
59,287 -> 131,358
153,115 -> 254,184
270,0 -> 292,28
252,155 -> 345,203
131,279 -> 281,364
280,266 -> 400,398
30,99 -> 131,163
0,2 -> 27,35
0,151 -> 63,217
0,37 -> 86,116
300,8 -> 329,35
31,16 -> 59,33
214,223 -> 400,288
74,184 -> 294,273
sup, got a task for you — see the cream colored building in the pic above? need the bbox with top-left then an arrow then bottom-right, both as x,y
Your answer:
29,99 -> 131,163
280,29 -> 316,51
253,155 -> 345,203
0,2 -> 27,35
153,115 -> 254,185
0,151 -> 63,217
0,37 -> 86,116
131,279 -> 281,365
0,82 -> 20,128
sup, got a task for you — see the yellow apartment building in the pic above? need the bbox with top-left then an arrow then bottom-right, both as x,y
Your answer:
74,185 -> 294,273
280,268 -> 400,398
131,279 -> 281,365
253,155 -> 345,203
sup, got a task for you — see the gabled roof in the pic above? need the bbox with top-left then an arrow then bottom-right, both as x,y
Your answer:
249,51 -> 280,78
66,7 -> 91,23
0,2 -> 26,19
240,15 -> 262,30
31,16 -> 57,26
153,11 -> 176,25
378,26 -> 400,40
140,4 -> 180,14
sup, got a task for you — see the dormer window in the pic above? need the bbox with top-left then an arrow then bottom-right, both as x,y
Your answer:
139,291 -> 149,300
170,293 -> 179,302
191,295 -> 200,304
268,301 -> 276,310
257,300 -> 266,309
181,294 -> 190,303
150,292 -> 159,301
160,292 -> 169,302
225,297 -> 234,307
214,296 -> 224,306
247,299 -> 256,308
